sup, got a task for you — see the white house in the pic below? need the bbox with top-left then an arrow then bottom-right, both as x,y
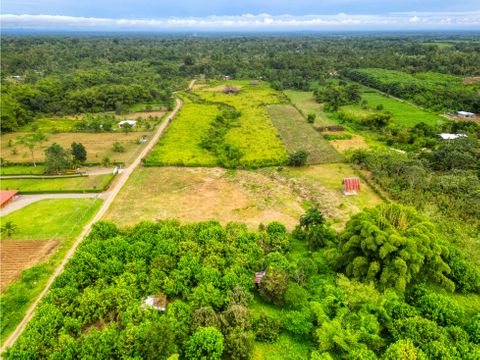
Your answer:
118,120 -> 137,127
457,111 -> 475,118
438,133 -> 467,140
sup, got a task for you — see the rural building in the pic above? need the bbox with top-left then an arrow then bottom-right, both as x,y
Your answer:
118,120 -> 137,127
457,111 -> 475,118
342,177 -> 360,195
141,294 -> 167,311
254,271 -> 266,285
0,190 -> 18,208
438,133 -> 467,140
223,86 -> 238,94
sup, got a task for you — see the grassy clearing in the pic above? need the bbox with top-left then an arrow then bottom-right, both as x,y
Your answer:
104,166 -> 303,230
0,198 -> 100,241
0,198 -> 102,344
128,102 -> 165,112
105,165 -> 383,231
145,97 -> 219,166
0,174 -> 114,193
1,131 -> 150,165
283,90 -> 335,127
19,117 -> 82,132
197,81 -> 288,167
267,104 -> 342,164
361,91 -> 445,127
0,166 -> 46,175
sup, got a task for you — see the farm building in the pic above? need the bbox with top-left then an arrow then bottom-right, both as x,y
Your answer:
457,111 -> 475,118
223,86 -> 238,94
118,120 -> 137,127
438,133 -> 467,140
342,177 -> 360,195
254,271 -> 266,285
0,190 -> 18,208
141,293 -> 167,311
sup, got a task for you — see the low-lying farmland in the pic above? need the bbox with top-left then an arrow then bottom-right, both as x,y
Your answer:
283,90 -> 336,127
0,173 -> 114,193
1,131 -> 150,165
267,104 -> 342,164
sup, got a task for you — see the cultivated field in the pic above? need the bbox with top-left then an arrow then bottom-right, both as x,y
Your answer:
326,133 -> 369,153
145,97 -> 220,166
0,240 -> 58,291
1,131 -> 150,165
267,104 -> 342,164
104,165 -> 383,230
1,174 -> 114,193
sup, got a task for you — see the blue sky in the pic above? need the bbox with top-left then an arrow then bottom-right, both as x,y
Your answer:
1,0 -> 480,31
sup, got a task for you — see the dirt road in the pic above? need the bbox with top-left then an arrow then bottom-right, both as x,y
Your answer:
0,95 -> 185,353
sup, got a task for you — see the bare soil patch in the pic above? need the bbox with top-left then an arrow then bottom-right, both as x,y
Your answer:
0,240 -> 58,291
327,134 -> 369,153
463,76 -> 480,84
119,110 -> 166,119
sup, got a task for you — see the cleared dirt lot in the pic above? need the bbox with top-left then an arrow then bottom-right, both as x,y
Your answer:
0,240 -> 58,291
1,132 -> 151,165
104,165 -> 383,230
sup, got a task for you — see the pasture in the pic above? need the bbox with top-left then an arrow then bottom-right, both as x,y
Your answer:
283,90 -> 336,127
360,91 -> 445,127
267,104 -> 342,164
0,173 -> 114,193
1,131 -> 150,165
104,165 -> 383,231
0,166 -> 46,175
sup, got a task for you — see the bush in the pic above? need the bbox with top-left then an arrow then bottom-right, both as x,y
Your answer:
307,113 -> 316,123
252,312 -> 282,342
288,150 -> 309,166
258,269 -> 289,305
186,327 -> 224,360
112,142 -> 125,153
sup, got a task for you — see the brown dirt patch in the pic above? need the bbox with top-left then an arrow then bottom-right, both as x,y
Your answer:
0,240 -> 58,291
202,85 -> 244,92
119,110 -> 166,119
463,77 -> 480,84
328,134 -> 369,153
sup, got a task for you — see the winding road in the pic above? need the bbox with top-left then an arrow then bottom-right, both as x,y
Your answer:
0,82 -> 190,353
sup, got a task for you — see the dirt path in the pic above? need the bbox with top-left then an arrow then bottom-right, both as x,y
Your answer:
0,94 -> 186,353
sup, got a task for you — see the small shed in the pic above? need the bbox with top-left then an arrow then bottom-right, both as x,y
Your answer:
438,133 -> 467,140
223,86 -> 238,94
118,120 -> 137,128
457,111 -> 475,118
141,294 -> 167,311
0,190 -> 18,208
254,271 -> 266,285
342,177 -> 360,195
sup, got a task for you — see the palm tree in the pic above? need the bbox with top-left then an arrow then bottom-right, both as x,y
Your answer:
1,221 -> 19,238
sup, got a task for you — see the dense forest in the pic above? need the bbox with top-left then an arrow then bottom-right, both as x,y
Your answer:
2,34 -> 480,131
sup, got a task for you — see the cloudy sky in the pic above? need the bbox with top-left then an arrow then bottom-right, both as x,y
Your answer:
1,0 -> 480,31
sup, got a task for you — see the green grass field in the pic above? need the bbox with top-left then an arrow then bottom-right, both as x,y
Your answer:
361,91 -> 445,127
283,90 -> 336,127
0,174 -> 114,193
267,104 -> 342,164
0,166 -> 46,175
18,117 -> 81,132
197,81 -> 288,167
128,102 -> 165,112
145,96 -> 220,166
1,198 -> 101,241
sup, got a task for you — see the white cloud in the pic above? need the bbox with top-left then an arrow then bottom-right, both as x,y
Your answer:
1,12 -> 479,30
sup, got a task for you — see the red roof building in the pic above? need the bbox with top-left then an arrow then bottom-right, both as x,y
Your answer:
0,190 -> 18,208
342,177 -> 360,195
254,271 -> 266,285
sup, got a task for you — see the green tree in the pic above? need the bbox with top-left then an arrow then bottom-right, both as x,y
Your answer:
17,131 -> 47,167
45,143 -> 70,174
258,268 -> 289,305
383,339 -> 426,360
298,207 -> 335,250
1,221 -> 18,238
337,204 -> 454,292
71,142 -> 87,164
186,326 -> 224,360
307,113 -> 316,124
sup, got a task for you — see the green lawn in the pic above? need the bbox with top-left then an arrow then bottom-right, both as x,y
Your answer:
1,198 -> 101,241
0,174 -> 114,193
128,102 -> 165,112
145,96 -> 220,166
284,90 -> 336,127
0,166 -> 46,175
361,91 -> 445,127
267,104 -> 342,164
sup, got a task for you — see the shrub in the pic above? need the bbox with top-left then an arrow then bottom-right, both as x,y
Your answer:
258,269 -> 289,305
186,326 -> 224,360
112,142 -> 125,153
288,150 -> 309,166
307,113 -> 316,123
252,312 -> 282,342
